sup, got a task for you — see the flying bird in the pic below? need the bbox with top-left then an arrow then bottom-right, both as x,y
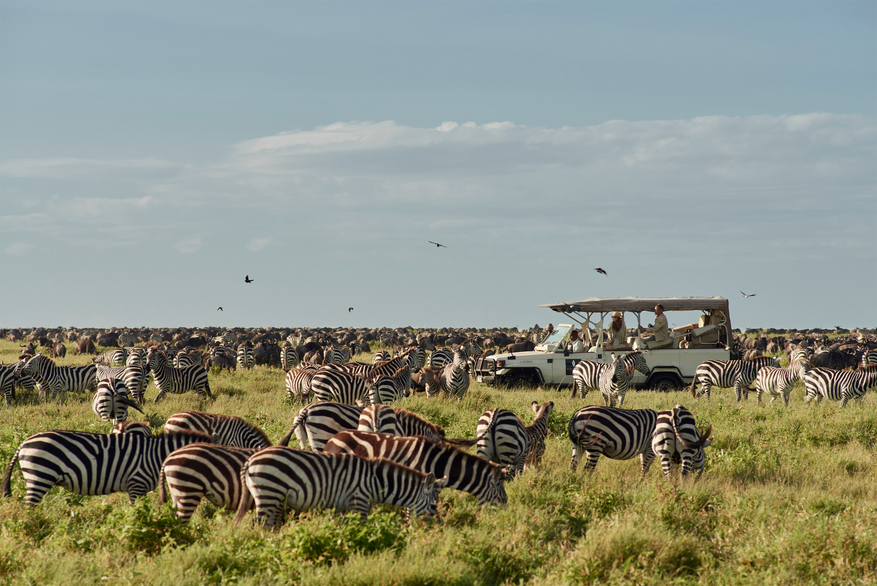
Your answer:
595,268 -> 608,276
348,307 -> 354,312
217,307 -> 223,311
244,275 -> 253,283
428,241 -> 447,248
740,291 -> 756,298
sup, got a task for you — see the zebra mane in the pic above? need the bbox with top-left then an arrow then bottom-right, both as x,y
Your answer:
856,363 -> 877,372
392,407 -> 445,437
158,429 -> 212,441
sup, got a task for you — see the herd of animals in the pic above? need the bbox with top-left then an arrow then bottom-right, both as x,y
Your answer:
0,326 -> 875,529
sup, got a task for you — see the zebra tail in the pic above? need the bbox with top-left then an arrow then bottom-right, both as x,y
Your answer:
277,427 -> 295,447
279,408 -> 308,447
2,448 -> 21,498
233,463 -> 254,525
689,377 -> 698,398
158,467 -> 168,505
442,433 -> 484,449
205,382 -> 213,399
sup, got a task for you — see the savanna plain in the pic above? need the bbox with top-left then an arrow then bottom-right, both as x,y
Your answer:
0,340 -> 874,586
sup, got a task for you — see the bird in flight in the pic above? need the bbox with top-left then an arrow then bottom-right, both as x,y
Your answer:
217,307 -> 223,311
740,291 -> 756,298
595,268 -> 608,276
428,241 -> 447,248
244,275 -> 253,283
348,307 -> 354,312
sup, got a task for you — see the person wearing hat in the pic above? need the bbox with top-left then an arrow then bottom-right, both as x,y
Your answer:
606,311 -> 627,349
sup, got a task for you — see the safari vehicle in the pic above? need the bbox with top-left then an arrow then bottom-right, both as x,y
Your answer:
473,297 -> 732,391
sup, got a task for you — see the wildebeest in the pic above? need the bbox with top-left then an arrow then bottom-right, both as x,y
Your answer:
75,338 -> 96,355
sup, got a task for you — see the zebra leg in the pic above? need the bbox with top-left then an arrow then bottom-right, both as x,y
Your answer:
734,380 -> 743,402
127,480 -> 150,504
616,390 -> 626,407
640,450 -> 656,476
154,390 -> 166,403
701,382 -> 711,400
570,444 -> 582,471
583,450 -> 602,473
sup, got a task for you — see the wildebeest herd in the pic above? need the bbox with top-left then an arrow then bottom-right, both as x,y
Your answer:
1,325 -> 875,528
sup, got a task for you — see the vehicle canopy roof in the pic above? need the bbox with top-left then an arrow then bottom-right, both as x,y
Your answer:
539,297 -> 729,314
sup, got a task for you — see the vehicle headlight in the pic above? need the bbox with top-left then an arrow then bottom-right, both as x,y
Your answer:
495,360 -> 505,368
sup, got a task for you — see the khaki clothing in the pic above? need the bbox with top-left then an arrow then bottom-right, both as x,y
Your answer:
646,314 -> 669,342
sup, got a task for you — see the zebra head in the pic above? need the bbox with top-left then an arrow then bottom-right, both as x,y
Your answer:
622,351 -> 651,377
19,353 -> 44,377
671,404 -> 713,450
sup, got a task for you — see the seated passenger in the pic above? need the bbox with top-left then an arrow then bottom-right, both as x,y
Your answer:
638,304 -> 670,347
567,330 -> 584,353
605,311 -> 627,349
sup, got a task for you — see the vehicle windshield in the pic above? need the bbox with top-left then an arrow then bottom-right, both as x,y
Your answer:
540,325 -> 571,346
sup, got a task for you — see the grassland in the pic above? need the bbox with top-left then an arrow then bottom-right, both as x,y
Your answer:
0,341 -> 875,586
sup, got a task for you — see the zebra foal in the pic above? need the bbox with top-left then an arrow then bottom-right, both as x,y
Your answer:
754,359 -> 811,406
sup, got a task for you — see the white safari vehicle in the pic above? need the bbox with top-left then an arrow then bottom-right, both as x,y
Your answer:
473,297 -> 733,392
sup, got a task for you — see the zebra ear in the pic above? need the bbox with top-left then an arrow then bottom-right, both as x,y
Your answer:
424,472 -> 437,487
531,401 -> 538,413
434,476 -> 448,490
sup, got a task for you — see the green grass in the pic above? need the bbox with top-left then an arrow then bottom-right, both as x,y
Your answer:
1,341 -> 875,585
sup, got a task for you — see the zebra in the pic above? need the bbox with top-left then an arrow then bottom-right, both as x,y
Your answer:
20,353 -> 98,399
174,349 -> 201,369
790,347 -> 813,363
323,347 -> 351,365
524,401 -> 554,468
804,365 -> 877,407
164,411 -> 271,449
598,354 -> 632,407
689,357 -> 781,401
93,348 -> 129,366
146,348 -> 211,402
372,350 -> 391,364
280,343 -> 300,371
428,348 -> 454,372
862,349 -> 877,367
754,359 -> 812,406
324,431 -> 509,506
568,406 -> 659,473
285,367 -> 317,405
476,409 -> 528,478
357,405 -> 446,443
0,364 -> 16,405
440,350 -> 470,400
651,404 -> 713,479
369,350 -> 413,381
311,368 -> 370,405
234,448 -> 445,528
124,353 -> 150,405
571,351 -> 649,402
236,343 -> 255,370
2,428 -> 211,506
278,401 -> 365,451
112,421 -> 154,437
159,443 -> 256,522
403,347 -> 427,370
368,366 -> 411,405
91,378 -> 143,424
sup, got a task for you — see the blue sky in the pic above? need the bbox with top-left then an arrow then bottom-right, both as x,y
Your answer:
1,1 -> 875,330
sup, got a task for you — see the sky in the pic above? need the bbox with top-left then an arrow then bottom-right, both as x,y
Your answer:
1,1 -> 875,331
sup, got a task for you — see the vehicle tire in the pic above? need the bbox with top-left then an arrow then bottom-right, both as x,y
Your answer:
649,373 -> 683,393
504,371 -> 535,390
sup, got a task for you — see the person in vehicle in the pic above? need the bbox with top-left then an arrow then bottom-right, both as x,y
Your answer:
567,329 -> 584,353
605,311 -> 627,349
639,304 -> 670,347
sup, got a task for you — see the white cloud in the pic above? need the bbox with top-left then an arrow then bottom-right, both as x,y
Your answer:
249,237 -> 270,252
0,158 -> 179,180
175,235 -> 202,254
4,242 -> 32,256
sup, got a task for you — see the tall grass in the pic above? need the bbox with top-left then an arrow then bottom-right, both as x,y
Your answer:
0,341 -> 875,585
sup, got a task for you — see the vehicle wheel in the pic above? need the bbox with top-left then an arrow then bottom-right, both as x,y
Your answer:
649,373 -> 682,393
504,372 -> 534,389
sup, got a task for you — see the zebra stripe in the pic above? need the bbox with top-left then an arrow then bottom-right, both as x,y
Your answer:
234,447 -> 443,527
278,401 -> 365,451
428,348 -> 453,372
280,344 -> 300,371
368,366 -> 411,405
311,369 -> 369,405
598,354 -> 631,407
571,351 -> 647,403
524,401 -> 554,468
2,429 -> 211,506
754,360 -> 811,406
568,406 -> 659,473
21,353 -> 98,399
92,378 -> 141,425
164,411 -> 271,449
440,350 -> 470,400
323,347 -> 351,364
159,443 -> 255,522
93,348 -> 129,366
372,350 -> 391,364
804,365 -> 877,407
862,349 -> 877,367
174,350 -> 201,369
477,409 -> 527,478
112,421 -> 154,437
651,404 -> 713,479
690,357 -> 780,401
357,405 -> 445,443
146,349 -> 211,402
404,347 -> 427,369
324,431 -> 509,505
236,343 -> 255,370
285,368 -> 316,405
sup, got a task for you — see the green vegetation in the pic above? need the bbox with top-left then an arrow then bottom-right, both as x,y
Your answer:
1,341 -> 875,585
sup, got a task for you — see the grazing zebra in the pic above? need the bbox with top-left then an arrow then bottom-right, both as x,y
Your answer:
689,357 -> 781,401
804,365 -> 877,407
476,409 -> 528,478
285,368 -> 317,405
124,354 -> 150,405
372,350 -> 391,364
278,401 -> 365,451
146,348 -> 211,402
651,404 -> 713,479
755,360 -> 812,406
440,350 -> 470,400
862,349 -> 877,367
571,351 -> 648,402
2,428 -> 211,506
93,348 -> 129,366
234,448 -> 444,527
323,347 -> 351,365
236,343 -> 255,370
311,368 -> 370,405
428,348 -> 454,373
164,411 -> 271,449
280,344 -> 300,371
159,443 -> 256,522
324,431 -> 509,505
91,378 -> 143,424
357,405 -> 445,443
524,401 -> 554,467
20,353 -> 98,399
568,406 -> 659,473
368,366 -> 411,405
